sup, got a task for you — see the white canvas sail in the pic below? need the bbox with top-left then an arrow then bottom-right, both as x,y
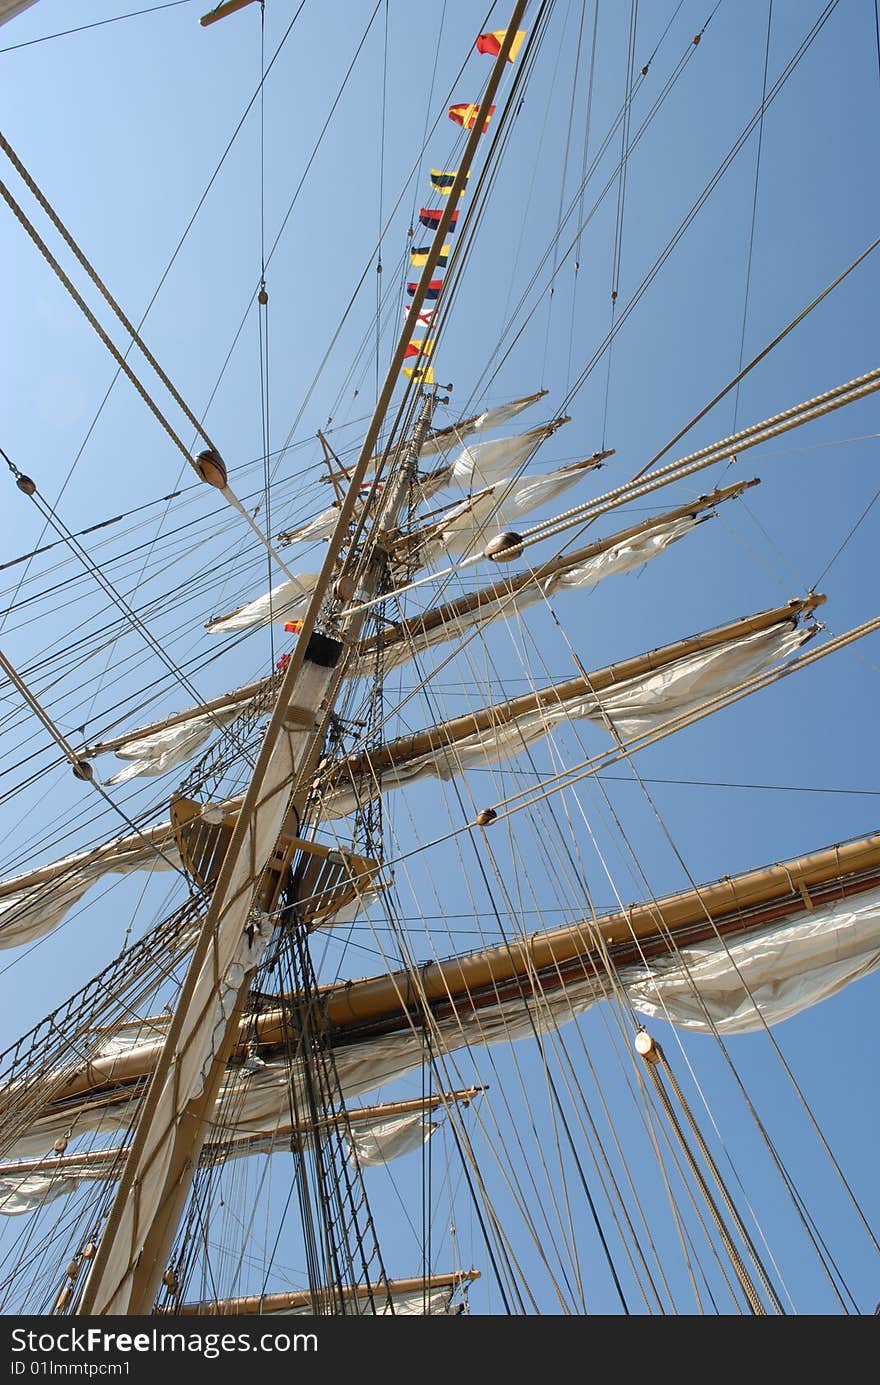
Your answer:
105,706 -> 241,784
626,884 -> 880,1034
278,504 -> 345,546
206,571 -> 318,634
0,835 -> 182,950
0,1106 -> 438,1214
419,390 -> 547,457
347,1111 -> 437,1166
86,505 -> 715,785
322,620 -> 811,818
18,871 -> 879,1168
382,513 -> 701,671
448,420 -> 569,490
404,455 -> 601,569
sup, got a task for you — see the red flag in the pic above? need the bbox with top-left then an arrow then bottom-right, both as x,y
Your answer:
284,619 -> 303,634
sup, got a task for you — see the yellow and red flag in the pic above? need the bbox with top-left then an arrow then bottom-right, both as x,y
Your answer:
476,29 -> 526,62
448,102 -> 495,132
404,338 -> 435,359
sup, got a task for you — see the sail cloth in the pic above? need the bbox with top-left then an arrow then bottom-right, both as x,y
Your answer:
347,1111 -> 437,1166
209,423 -> 568,633
10,875 -> 878,1169
105,706 -> 240,785
206,571 -> 318,634
399,454 -> 601,571
420,391 -> 547,458
0,836 -> 182,950
320,620 -> 812,819
625,884 -> 880,1034
0,828 -> 380,951
445,420 -> 569,490
0,1108 -> 437,1215
381,514 -> 702,675
92,512 -> 704,784
282,1287 -> 457,1316
0,1169 -> 104,1217
278,504 -> 344,546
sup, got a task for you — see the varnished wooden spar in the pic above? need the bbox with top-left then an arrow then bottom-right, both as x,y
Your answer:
0,1088 -> 483,1181
170,1269 -> 481,1316
6,590 -> 821,910
329,594 -> 824,784
365,477 -> 757,659
33,831 -> 880,1105
79,675 -> 275,761
199,0 -> 260,26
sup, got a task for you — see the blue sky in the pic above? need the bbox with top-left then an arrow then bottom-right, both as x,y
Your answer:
0,0 -> 878,1314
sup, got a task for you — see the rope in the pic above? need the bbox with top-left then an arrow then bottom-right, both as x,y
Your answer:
731,0 -> 773,431
640,1048 -> 766,1312
0,0 -> 198,55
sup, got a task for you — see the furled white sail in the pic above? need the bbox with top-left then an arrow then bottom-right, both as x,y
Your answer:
281,1287 -> 457,1316
87,511 -> 707,785
106,706 -> 240,784
208,432 -> 567,634
0,1170 -> 100,1217
278,504 -> 345,546
0,828 -> 380,951
0,836 -> 182,950
322,620 -> 811,818
9,870 -> 876,1167
347,1111 -> 437,1166
406,456 -> 600,569
420,391 -> 548,458
390,389 -> 547,463
0,1105 -> 436,1214
626,885 -> 880,1034
448,420 -> 569,490
1,985 -> 602,1161
206,572 -> 318,634
595,621 -> 810,739
384,513 -> 701,670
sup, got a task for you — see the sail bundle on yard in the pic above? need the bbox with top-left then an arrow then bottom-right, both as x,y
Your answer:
0,597 -> 817,950
319,603 -> 820,819
379,509 -> 704,668
208,420 -> 571,634
391,451 -> 602,572
0,1100 -> 440,1212
206,570 -> 319,634
7,832 -> 879,1180
79,481 -> 748,785
104,705 -> 241,784
0,829 -> 182,949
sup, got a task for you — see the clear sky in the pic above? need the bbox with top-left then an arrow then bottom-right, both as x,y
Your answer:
0,0 -> 878,1315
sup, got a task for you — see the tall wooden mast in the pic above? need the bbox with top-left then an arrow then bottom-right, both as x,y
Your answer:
76,5 -> 528,1318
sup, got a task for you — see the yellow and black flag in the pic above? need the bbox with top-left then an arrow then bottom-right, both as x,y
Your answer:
430,169 -> 468,196
410,244 -> 450,268
403,364 -> 435,385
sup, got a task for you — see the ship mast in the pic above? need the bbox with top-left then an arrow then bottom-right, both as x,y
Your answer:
76,6 -> 528,1314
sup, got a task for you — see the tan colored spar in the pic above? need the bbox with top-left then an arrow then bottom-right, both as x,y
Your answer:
172,1269 -> 481,1316
31,831 -> 880,1108
0,1088 -> 483,1181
